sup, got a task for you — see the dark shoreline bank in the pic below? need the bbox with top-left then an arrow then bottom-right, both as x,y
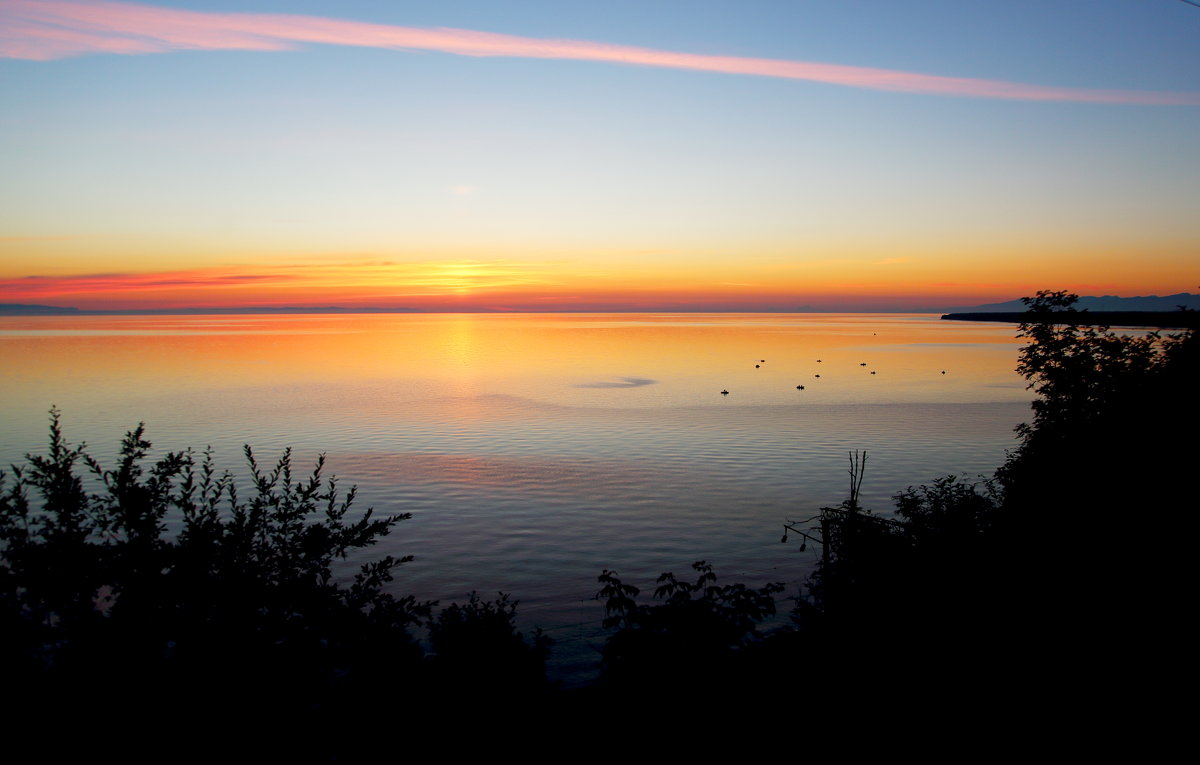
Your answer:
941,311 -> 1199,329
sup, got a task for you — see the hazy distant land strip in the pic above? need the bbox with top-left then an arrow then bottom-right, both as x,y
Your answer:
4,292 -> 1198,319
0,304 -> 423,316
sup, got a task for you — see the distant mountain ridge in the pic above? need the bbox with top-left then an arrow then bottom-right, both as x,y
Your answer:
950,293 -> 1200,313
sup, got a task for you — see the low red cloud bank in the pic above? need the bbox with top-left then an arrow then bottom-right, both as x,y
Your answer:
0,269 -> 1006,312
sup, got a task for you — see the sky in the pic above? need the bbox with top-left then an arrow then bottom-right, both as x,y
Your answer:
1,0 -> 1198,312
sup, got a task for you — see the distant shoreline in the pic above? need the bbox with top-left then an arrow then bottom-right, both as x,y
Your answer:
0,305 -> 948,316
3,303 -> 1196,325
942,311 -> 1198,329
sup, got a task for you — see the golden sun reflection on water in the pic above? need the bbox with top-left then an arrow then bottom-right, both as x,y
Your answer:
0,312 -> 1034,686
0,313 -> 1027,416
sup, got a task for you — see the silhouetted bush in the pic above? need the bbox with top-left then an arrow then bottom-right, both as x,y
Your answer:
594,562 -> 783,692
0,411 -> 561,742
1,411 -> 432,725
427,591 -> 552,701
893,474 -> 1001,546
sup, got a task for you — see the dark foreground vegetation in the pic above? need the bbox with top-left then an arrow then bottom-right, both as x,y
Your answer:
3,291 -> 1196,744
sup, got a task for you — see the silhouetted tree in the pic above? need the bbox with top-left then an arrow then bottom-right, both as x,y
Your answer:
1000,290 -> 1198,513
792,292 -> 1198,699
994,292 -> 1198,687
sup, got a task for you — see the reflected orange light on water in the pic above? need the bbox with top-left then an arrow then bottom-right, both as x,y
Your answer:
0,314 -> 1029,424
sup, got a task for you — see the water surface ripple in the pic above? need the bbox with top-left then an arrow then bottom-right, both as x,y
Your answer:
0,313 -> 1031,684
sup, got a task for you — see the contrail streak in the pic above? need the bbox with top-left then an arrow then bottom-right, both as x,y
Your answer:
2,0 -> 1197,105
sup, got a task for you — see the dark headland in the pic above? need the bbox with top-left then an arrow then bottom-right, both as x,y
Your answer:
943,292 -> 1200,328
942,310 -> 1199,329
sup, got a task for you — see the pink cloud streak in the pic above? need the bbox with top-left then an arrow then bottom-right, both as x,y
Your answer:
3,0 -> 1197,105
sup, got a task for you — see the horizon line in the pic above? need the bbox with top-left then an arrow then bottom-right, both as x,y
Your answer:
0,305 -> 958,316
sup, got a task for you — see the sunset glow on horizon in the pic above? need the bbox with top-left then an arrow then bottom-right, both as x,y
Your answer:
3,0 -> 1198,312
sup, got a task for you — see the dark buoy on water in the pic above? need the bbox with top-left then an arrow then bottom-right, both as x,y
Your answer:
796,385 -> 805,390
721,389 -> 730,395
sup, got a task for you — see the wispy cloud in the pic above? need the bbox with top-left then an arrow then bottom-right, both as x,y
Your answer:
0,259 -> 553,301
3,0 -> 1196,105
0,269 -> 295,296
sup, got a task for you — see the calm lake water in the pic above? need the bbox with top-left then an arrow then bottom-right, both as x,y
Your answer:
0,312 -> 1031,683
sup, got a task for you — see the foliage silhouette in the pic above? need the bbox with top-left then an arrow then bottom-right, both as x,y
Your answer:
0,411 -> 558,739
893,474 -> 1001,544
595,561 -> 783,692
996,291 -> 1197,676
427,590 -> 552,700
1000,290 -> 1198,513
7,290 -> 1194,715
787,291 -> 1198,698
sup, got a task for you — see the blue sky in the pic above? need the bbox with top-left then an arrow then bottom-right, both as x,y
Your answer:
1,1 -> 1197,311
